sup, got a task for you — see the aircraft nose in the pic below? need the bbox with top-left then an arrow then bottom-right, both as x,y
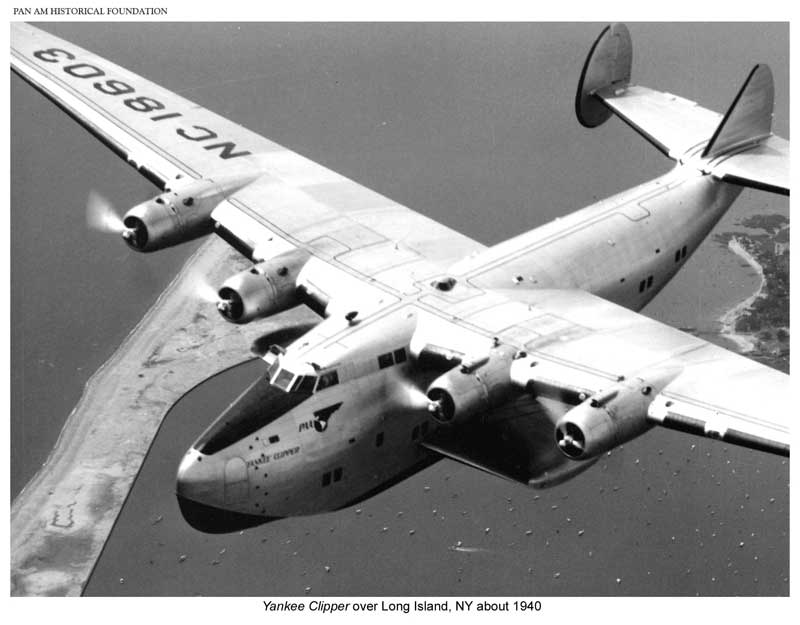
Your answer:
175,448 -> 224,506
176,448 -> 276,534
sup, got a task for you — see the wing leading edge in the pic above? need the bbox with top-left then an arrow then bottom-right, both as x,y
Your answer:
11,23 -> 484,293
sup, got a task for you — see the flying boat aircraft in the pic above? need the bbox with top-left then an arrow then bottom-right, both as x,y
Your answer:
11,23 -> 789,534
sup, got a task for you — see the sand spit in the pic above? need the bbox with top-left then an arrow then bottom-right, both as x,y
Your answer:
718,236 -> 766,353
10,237 -> 313,596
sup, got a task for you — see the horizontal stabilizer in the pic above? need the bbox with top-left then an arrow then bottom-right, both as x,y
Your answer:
577,25 -> 789,192
707,134 -> 789,196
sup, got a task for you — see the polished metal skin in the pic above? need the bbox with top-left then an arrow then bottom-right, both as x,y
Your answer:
11,23 -> 789,532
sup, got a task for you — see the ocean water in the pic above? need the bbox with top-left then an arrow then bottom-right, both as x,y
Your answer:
11,23 -> 789,595
84,357 -> 788,596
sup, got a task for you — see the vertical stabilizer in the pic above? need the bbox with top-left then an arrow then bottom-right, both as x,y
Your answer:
702,64 -> 774,158
575,23 -> 632,128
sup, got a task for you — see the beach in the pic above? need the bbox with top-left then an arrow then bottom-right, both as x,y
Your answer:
9,237 -> 314,596
718,237 -> 767,353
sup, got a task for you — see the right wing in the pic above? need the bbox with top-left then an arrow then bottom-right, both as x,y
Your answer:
414,287 -> 789,457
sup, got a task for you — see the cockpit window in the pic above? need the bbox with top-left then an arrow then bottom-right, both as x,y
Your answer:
269,359 -> 339,394
317,370 -> 339,390
273,368 -> 295,391
296,375 -> 317,394
155,197 -> 165,204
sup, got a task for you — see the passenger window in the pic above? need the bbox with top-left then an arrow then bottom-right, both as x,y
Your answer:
639,280 -> 646,293
317,370 -> 339,390
375,432 -> 384,447
675,250 -> 681,263
322,472 -> 331,487
647,275 -> 654,288
393,348 -> 407,364
333,468 -> 343,482
378,353 -> 393,369
681,245 -> 688,259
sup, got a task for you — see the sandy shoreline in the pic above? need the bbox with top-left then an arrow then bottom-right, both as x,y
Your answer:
717,236 -> 766,353
9,237 -> 292,596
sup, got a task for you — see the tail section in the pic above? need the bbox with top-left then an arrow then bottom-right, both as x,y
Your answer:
702,64 -> 774,159
575,23 -> 632,128
576,24 -> 789,196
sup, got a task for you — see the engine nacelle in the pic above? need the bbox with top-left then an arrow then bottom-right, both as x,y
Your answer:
216,249 -> 311,324
426,345 -> 517,426
555,368 -> 681,460
122,172 -> 258,252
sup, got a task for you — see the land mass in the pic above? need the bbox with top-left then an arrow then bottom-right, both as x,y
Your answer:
714,214 -> 790,373
9,237 -> 317,596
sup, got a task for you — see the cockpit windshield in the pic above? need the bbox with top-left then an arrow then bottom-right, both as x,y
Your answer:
268,361 -> 339,394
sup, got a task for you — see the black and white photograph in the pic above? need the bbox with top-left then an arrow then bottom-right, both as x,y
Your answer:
9,16 -> 789,602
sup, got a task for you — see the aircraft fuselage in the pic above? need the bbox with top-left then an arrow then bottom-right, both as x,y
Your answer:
177,162 -> 744,530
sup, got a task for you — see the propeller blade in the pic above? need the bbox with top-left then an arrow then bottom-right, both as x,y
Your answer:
86,190 -> 125,234
184,266 -> 219,304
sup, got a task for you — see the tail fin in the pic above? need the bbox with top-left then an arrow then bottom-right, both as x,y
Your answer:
702,64 -> 774,159
575,23 -> 632,128
576,24 -> 789,195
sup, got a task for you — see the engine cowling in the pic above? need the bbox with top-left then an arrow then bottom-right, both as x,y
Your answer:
122,172 -> 258,252
554,368 -> 681,460
216,249 -> 311,324
426,345 -> 517,426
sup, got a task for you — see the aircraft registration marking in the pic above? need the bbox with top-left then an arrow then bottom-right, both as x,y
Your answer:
29,46 -> 252,160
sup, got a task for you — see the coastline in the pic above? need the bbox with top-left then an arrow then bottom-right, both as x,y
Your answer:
717,236 -> 766,354
9,237 -> 304,596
